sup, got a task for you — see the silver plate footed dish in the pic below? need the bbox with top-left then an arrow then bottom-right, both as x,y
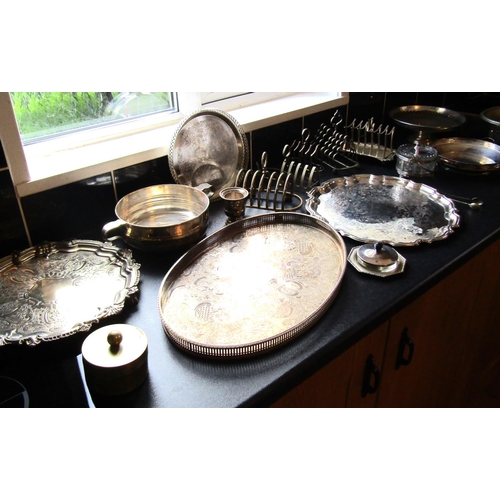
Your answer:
168,108 -> 249,201
0,240 -> 140,346
158,213 -> 346,358
306,175 -> 460,246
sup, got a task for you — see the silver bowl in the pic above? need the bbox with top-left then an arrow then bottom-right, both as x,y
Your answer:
102,184 -> 211,251
432,137 -> 500,175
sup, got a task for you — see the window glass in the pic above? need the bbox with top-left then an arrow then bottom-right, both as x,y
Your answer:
10,92 -> 176,144
201,92 -> 250,104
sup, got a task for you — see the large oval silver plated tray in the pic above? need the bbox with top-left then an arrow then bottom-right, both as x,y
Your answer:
306,175 -> 460,246
0,240 -> 140,347
158,213 -> 346,359
168,108 -> 249,201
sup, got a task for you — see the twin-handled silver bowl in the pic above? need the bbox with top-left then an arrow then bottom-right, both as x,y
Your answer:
102,184 -> 212,251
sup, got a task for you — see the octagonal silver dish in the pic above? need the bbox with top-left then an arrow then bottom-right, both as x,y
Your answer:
0,240 -> 140,346
168,108 -> 249,201
348,245 -> 406,278
306,174 -> 460,246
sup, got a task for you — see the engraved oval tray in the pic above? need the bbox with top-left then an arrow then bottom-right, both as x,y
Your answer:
0,240 -> 140,347
306,175 -> 460,246
168,108 -> 249,201
158,213 -> 346,359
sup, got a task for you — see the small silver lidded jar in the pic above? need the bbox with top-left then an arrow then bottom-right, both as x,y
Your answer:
395,143 -> 438,178
82,324 -> 148,396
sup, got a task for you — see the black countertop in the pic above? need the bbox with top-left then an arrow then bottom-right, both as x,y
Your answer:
2,160 -> 499,408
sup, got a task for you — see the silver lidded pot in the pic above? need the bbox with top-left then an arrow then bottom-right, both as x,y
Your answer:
82,324 -> 148,396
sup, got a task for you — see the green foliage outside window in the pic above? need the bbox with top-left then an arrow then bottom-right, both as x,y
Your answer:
10,92 -> 173,143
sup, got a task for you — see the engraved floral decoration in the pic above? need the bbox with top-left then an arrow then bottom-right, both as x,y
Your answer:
306,175 -> 460,246
159,215 -> 346,357
0,240 -> 140,346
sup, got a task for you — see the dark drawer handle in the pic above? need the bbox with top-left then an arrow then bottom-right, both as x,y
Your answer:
362,354 -> 380,397
395,327 -> 414,369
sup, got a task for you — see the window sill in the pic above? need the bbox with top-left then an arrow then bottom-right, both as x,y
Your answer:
17,92 -> 348,197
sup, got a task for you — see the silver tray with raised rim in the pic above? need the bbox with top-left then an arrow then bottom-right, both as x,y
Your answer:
158,213 -> 346,359
0,240 -> 140,346
306,175 -> 460,246
432,137 -> 500,175
168,108 -> 249,201
390,105 -> 466,133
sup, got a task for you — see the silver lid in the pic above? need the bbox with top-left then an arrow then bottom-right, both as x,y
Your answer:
358,242 -> 399,267
82,324 -> 147,368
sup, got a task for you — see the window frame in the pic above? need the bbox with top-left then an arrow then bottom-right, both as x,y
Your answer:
0,92 -> 348,198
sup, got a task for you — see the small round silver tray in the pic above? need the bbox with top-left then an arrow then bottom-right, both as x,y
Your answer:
0,240 -> 140,347
390,105 -> 466,133
432,137 -> 500,175
158,213 -> 346,359
168,108 -> 249,201
306,175 -> 460,246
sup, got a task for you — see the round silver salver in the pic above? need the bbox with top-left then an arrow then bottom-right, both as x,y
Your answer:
168,108 -> 249,201
306,174 -> 460,246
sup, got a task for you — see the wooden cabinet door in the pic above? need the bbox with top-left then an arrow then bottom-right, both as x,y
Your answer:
451,239 -> 500,407
271,347 -> 354,408
346,322 -> 388,407
376,240 -> 499,408
272,322 -> 388,408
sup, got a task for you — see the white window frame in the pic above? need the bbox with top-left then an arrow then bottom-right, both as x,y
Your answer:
0,92 -> 348,198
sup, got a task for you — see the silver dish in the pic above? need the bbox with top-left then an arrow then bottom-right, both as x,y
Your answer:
390,105 -> 466,133
158,213 -> 346,359
480,106 -> 500,128
432,137 -> 500,175
306,175 -> 460,246
480,107 -> 500,144
168,108 -> 249,201
0,240 -> 140,346
348,244 -> 406,278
